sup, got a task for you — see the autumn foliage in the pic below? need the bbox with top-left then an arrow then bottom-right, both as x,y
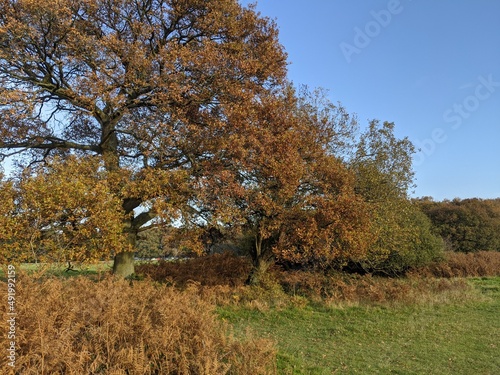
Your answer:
0,0 -> 288,276
0,0 -> 457,281
1,156 -> 130,263
416,251 -> 500,278
0,272 -> 276,374
1,2 -> 497,374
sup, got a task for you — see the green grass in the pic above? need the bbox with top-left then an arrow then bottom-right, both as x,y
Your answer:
219,277 -> 500,374
0,261 -> 113,280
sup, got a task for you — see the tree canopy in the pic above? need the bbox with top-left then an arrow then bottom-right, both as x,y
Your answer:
0,0 -> 289,275
0,0 -> 444,280
417,198 -> 500,253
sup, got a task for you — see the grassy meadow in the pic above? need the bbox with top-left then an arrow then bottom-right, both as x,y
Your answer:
219,277 -> 500,374
1,253 -> 499,374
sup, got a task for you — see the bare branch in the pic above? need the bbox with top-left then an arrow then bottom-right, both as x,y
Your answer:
0,138 -> 100,155
132,211 -> 155,230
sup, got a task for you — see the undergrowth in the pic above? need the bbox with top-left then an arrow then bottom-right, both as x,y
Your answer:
137,253 -> 489,311
0,273 -> 276,375
136,253 -> 252,287
3,251 -> 498,374
416,250 -> 500,278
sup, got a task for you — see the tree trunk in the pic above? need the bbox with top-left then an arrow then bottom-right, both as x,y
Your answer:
246,233 -> 274,285
100,117 -> 137,278
112,217 -> 137,278
112,251 -> 135,277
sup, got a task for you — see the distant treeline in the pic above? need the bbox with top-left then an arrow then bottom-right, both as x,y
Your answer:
415,198 -> 500,253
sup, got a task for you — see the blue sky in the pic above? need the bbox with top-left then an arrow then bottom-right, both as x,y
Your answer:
242,0 -> 500,200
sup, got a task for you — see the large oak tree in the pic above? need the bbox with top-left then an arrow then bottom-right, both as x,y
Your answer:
0,0 -> 287,276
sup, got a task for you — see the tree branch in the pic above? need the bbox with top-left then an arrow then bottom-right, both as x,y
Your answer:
122,198 -> 143,214
132,211 -> 155,230
0,138 -> 100,154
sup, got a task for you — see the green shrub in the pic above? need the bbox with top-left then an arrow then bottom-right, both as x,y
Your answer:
356,202 -> 444,276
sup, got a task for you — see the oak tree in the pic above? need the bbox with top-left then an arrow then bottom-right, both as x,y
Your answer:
270,93 -> 442,275
0,0 -> 287,276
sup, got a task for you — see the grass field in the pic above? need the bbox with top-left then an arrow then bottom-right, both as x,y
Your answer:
2,258 -> 499,374
0,261 -> 113,280
219,277 -> 500,375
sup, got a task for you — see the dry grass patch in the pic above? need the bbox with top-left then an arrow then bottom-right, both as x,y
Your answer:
417,251 -> 500,278
0,273 -> 276,375
276,270 -> 481,307
136,253 -> 252,287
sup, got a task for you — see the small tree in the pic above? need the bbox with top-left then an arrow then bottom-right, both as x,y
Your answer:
188,88 -> 373,284
1,156 -> 129,264
349,121 -> 444,274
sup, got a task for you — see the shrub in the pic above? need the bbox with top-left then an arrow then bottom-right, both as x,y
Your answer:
0,273 -> 276,374
136,253 -> 252,287
137,255 -> 293,311
356,204 -> 445,276
416,251 -> 500,278
135,253 -> 482,309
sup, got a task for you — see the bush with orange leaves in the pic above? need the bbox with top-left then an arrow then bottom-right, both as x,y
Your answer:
0,156 -> 130,264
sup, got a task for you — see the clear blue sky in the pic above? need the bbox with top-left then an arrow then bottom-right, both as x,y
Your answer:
242,0 -> 500,200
